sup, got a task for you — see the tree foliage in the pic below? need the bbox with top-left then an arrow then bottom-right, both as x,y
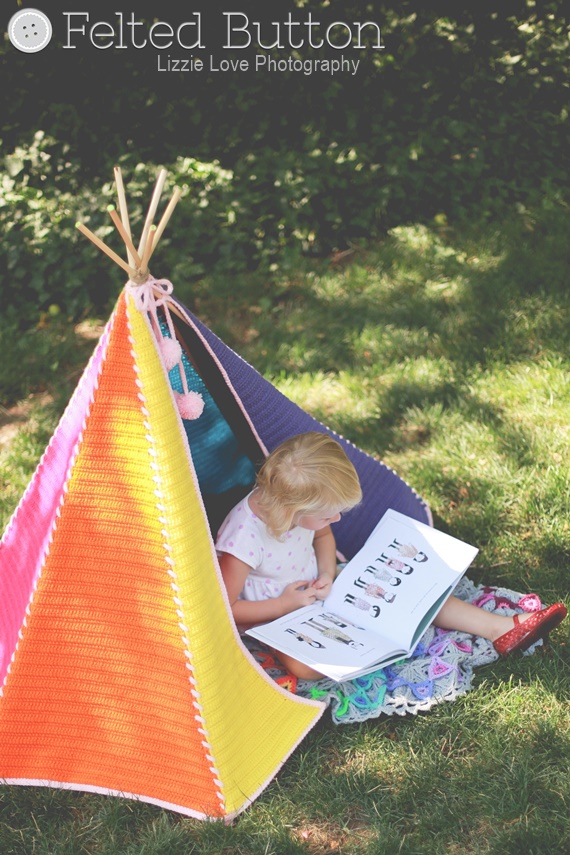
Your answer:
1,1 -> 568,320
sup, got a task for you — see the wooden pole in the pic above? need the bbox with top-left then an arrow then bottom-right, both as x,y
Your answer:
113,166 -> 135,267
75,222 -> 137,279
148,187 -> 182,261
139,224 -> 156,275
107,205 -> 142,268
137,168 -> 167,259
78,169 -> 181,282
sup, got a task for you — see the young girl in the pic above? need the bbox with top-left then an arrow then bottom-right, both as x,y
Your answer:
216,432 -> 567,680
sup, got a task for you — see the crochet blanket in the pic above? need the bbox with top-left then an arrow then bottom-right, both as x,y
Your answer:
246,580 -> 544,725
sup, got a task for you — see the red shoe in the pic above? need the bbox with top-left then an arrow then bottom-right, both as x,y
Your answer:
493,603 -> 567,655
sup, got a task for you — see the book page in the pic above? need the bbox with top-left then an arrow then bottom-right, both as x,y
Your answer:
247,603 -> 407,681
324,509 -> 478,651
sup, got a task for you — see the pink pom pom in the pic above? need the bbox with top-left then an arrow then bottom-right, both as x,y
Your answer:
175,391 -> 205,420
160,337 -> 182,371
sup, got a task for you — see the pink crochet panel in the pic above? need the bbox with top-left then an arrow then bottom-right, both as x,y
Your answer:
0,315 -> 114,686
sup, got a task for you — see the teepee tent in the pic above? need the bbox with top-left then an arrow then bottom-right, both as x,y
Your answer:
0,169 -> 430,820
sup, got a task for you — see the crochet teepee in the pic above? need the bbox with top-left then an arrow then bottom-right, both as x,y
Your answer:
0,171 -> 324,820
0,169 -> 430,819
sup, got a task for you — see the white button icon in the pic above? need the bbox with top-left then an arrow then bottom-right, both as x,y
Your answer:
8,8 -> 52,53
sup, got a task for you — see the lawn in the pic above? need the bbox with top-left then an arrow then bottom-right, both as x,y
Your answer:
1,207 -> 569,854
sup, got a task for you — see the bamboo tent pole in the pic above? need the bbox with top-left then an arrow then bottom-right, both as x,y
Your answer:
137,168 -> 167,259
139,225 -> 156,276
75,222 -> 138,279
113,166 -> 135,268
77,169 -> 181,283
107,205 -> 142,268
148,187 -> 182,261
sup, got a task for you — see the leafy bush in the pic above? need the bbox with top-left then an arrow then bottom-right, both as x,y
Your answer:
1,2 -> 568,321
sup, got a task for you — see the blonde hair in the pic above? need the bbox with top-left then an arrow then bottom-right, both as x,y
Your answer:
255,432 -> 362,538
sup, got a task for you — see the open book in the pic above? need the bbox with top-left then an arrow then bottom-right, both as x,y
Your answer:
246,509 -> 478,681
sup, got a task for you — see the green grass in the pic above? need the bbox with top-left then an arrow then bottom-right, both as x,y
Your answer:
1,205 -> 569,854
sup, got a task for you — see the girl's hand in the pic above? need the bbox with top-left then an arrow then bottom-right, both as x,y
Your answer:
279,580 -> 318,614
313,573 -> 334,600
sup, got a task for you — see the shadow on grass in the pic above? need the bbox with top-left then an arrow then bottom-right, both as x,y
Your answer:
196,205 -> 570,377
177,210 -> 570,522
277,653 -> 570,853
185,204 -> 570,593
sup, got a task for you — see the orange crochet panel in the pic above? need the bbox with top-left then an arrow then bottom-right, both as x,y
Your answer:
0,295 -> 221,812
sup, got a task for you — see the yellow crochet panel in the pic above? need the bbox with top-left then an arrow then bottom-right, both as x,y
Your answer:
127,292 -> 324,817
